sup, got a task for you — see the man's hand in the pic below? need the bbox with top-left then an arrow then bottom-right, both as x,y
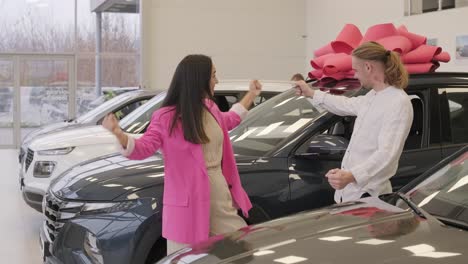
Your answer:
325,168 -> 355,190
293,80 -> 314,98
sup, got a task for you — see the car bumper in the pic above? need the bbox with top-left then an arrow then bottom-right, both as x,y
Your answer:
40,222 -> 62,264
48,200 -> 162,264
22,186 -> 45,212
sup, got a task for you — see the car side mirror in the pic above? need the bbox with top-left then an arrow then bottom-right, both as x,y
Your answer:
301,134 -> 349,160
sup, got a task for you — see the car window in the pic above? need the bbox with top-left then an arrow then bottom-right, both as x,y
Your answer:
120,92 -> 167,134
404,94 -> 424,150
76,92 -> 138,123
113,99 -> 149,120
405,150 -> 468,225
439,88 -> 468,144
226,95 -> 239,108
214,95 -> 236,112
296,91 -> 424,154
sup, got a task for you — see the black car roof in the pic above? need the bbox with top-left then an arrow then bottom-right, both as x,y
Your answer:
409,72 -> 468,86
313,72 -> 468,91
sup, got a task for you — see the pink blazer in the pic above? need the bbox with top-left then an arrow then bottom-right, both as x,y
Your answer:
122,100 -> 252,244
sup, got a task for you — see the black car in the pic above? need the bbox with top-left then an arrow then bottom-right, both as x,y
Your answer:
42,73 -> 468,263
159,145 -> 468,264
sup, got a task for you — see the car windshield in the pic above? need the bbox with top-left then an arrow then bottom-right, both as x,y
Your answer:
230,89 -> 326,156
76,92 -> 137,123
405,149 -> 468,226
119,91 -> 167,134
230,80 -> 362,156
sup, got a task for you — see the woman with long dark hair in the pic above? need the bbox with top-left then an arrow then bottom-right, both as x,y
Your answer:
102,54 -> 262,255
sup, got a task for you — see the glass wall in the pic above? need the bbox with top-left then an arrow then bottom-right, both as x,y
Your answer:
20,58 -> 71,138
75,0 -> 140,116
0,0 -> 75,53
0,0 -> 140,145
0,58 -> 14,146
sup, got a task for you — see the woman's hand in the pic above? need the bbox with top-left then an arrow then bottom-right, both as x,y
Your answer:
102,113 -> 129,148
294,80 -> 314,98
249,80 -> 262,96
102,113 -> 121,135
239,80 -> 262,111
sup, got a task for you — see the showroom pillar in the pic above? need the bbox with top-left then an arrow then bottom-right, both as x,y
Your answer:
139,0 -> 155,90
95,11 -> 102,97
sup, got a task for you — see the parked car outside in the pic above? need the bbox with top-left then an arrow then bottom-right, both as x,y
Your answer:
19,89 -> 156,164
22,81 -> 289,212
41,73 -> 468,264
159,145 -> 468,264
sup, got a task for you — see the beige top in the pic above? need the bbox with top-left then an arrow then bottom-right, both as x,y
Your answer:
201,109 -> 246,236
201,110 -> 223,170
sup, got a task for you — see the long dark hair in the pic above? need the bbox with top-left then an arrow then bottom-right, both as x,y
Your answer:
162,54 -> 215,144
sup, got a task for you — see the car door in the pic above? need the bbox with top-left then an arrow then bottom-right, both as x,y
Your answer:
438,86 -> 468,157
287,116 -> 349,214
393,88 -> 443,190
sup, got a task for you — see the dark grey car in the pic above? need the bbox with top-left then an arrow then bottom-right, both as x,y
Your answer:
159,145 -> 468,264
41,73 -> 468,264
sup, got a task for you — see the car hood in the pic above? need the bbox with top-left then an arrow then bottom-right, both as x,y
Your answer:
51,153 -> 165,201
51,154 -> 258,202
28,125 -> 118,150
23,122 -> 85,145
162,197 -> 467,264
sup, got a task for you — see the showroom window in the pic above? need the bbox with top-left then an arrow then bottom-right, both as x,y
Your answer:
0,0 -> 140,146
76,0 -> 140,116
405,0 -> 468,15
438,88 -> 468,145
0,0 -> 75,53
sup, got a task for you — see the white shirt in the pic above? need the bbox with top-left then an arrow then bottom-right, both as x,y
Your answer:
309,86 -> 413,203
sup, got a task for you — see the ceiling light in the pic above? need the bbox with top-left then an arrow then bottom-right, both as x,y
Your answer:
274,256 -> 307,264
254,250 -> 275,256
356,238 -> 394,245
417,191 -> 440,207
36,3 -> 49,8
448,175 -> 468,192
318,236 -> 352,242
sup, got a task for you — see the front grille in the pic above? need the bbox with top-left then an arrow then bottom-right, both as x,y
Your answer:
25,149 -> 34,172
44,192 -> 82,242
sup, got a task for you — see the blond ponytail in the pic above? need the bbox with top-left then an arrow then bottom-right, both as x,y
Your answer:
352,41 -> 409,89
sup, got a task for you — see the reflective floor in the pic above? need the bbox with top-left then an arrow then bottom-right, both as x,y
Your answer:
0,149 -> 42,264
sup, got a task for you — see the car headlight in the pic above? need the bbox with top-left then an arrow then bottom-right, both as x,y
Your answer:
80,201 -> 137,215
33,161 -> 56,178
84,231 -> 104,264
37,147 -> 75,155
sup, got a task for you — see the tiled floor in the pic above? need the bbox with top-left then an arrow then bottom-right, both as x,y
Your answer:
0,149 -> 42,264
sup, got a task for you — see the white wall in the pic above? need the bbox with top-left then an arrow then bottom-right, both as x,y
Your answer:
397,7 -> 468,72
141,0 -> 306,90
305,0 -> 468,73
305,0 -> 403,70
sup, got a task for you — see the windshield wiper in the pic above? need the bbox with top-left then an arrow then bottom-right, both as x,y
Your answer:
395,192 -> 427,219
431,215 -> 468,231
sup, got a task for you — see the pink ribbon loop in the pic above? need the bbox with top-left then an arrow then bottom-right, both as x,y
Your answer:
310,23 -> 450,81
